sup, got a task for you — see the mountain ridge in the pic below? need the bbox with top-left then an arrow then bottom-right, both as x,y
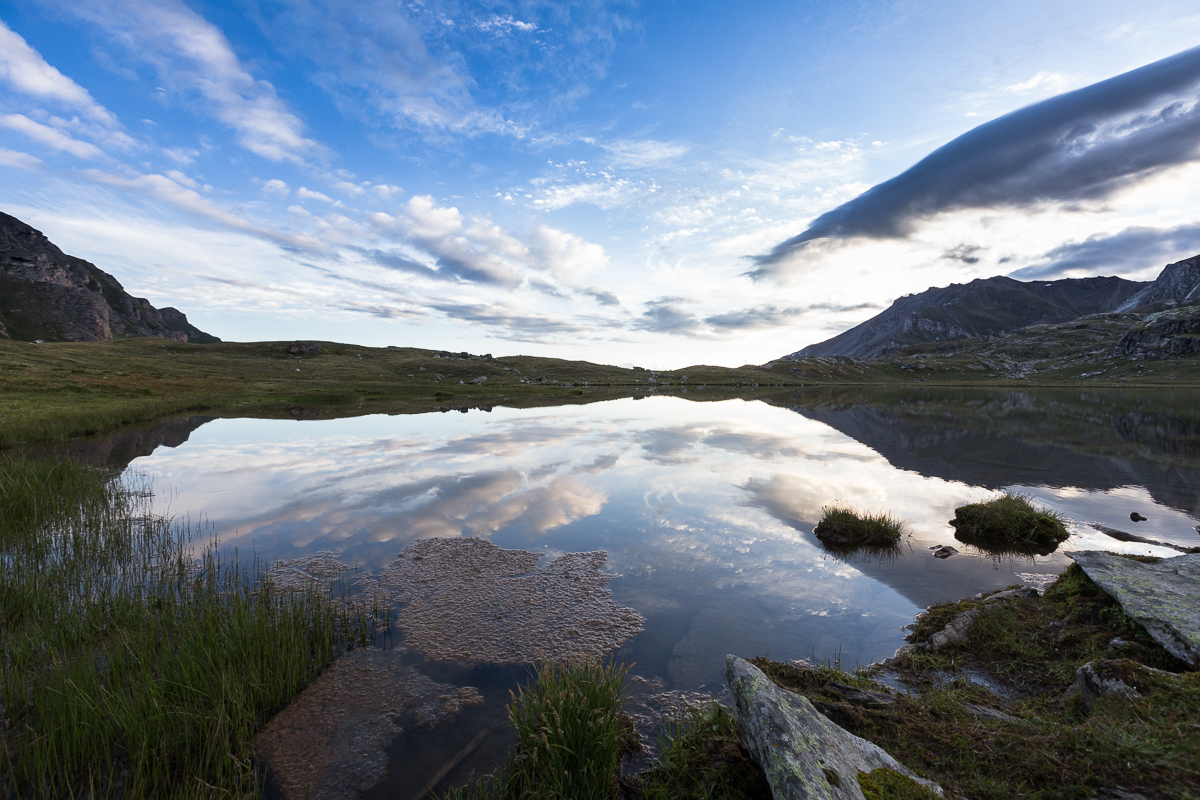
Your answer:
785,257 -> 1200,361
0,211 -> 218,344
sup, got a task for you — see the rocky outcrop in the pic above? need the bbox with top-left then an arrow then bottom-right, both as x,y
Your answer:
786,275 -> 1146,360
1116,306 -> 1200,359
0,211 -> 218,343
1068,551 -> 1200,667
1116,254 -> 1200,311
725,655 -> 941,799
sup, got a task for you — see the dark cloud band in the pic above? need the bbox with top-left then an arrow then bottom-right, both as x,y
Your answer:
751,45 -> 1200,277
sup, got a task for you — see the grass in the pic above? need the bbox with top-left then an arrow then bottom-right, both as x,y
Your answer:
443,662 -> 772,800
754,564 -> 1200,800
814,502 -> 905,546
0,338 -> 810,447
950,492 -> 1070,548
0,455 -> 382,798
634,703 -> 772,800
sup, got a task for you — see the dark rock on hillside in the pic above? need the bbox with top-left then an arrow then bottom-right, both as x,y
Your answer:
0,211 -> 218,344
1117,306 -> 1200,359
1117,254 -> 1200,311
786,275 -> 1146,361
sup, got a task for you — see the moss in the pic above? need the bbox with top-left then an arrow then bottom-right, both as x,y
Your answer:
857,768 -> 940,800
814,503 -> 905,545
950,492 -> 1069,546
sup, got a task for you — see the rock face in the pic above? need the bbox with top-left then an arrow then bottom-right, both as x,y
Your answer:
786,275 -> 1146,360
1116,306 -> 1200,359
1068,551 -> 1200,667
1116,254 -> 1200,311
725,655 -> 941,799
0,211 -> 218,343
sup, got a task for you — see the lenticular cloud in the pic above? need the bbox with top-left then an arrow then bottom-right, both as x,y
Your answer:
751,45 -> 1200,277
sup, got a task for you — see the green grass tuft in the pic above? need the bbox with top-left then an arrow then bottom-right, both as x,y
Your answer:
635,702 -> 771,800
950,492 -> 1069,546
814,503 -> 905,546
857,768 -> 940,800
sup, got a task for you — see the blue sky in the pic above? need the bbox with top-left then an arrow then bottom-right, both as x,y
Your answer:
2,1 -> 1200,366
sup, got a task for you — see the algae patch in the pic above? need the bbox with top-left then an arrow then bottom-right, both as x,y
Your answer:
380,537 -> 645,664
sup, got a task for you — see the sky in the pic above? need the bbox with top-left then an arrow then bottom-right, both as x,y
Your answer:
2,1 -> 1200,367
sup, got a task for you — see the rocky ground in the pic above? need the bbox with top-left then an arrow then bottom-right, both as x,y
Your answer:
739,553 -> 1199,800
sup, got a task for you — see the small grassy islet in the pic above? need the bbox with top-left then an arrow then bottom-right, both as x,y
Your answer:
950,491 -> 1070,547
814,502 -> 906,546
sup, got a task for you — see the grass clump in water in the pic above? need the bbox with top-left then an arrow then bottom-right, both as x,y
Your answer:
444,662 -> 771,800
814,503 -> 905,546
950,492 -> 1069,547
0,455 -> 381,798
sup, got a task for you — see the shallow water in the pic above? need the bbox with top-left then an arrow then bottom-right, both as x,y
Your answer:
43,387 -> 1200,796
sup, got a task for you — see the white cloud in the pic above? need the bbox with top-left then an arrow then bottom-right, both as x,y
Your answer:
529,225 -> 608,281
601,139 -> 690,167
297,186 -> 334,203
532,179 -> 637,210
0,148 -> 44,170
0,114 -> 106,159
62,0 -> 323,164
83,167 -> 322,251
0,21 -> 118,125
1002,71 -> 1070,95
262,178 -> 290,197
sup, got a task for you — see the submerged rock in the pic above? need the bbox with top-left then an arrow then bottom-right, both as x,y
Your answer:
381,537 -> 645,664
256,647 -> 483,800
725,655 -> 941,799
1067,551 -> 1200,667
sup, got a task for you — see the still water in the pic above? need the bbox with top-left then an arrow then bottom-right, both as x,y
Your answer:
62,387 -> 1200,796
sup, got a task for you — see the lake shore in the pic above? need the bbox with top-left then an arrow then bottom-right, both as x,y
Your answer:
3,330 -> 1200,447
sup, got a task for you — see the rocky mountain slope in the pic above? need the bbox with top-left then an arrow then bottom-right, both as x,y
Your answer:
0,212 -> 217,343
786,274 -> 1148,360
1115,254 -> 1200,311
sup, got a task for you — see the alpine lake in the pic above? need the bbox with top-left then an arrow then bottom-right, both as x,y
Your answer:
31,386 -> 1200,799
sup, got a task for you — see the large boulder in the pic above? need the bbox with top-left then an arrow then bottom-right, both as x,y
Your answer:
725,655 -> 941,799
1068,552 -> 1200,667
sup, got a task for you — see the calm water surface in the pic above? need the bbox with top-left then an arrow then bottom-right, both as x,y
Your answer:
64,388 -> 1200,795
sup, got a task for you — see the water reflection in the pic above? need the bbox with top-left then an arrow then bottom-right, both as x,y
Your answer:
24,388 -> 1200,684
26,387 -> 1199,797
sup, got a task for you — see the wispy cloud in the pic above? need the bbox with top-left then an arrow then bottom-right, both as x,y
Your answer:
59,0 -> 323,164
0,21 -> 118,125
84,167 -> 322,251
752,45 -> 1200,277
601,138 -> 690,167
0,114 -> 105,159
0,148 -> 44,170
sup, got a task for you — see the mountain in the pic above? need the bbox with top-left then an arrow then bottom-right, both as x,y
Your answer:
0,212 -> 217,343
1116,254 -> 1200,311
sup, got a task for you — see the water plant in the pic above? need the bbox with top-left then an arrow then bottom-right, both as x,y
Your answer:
949,491 -> 1069,546
0,455 -> 381,798
814,503 -> 905,546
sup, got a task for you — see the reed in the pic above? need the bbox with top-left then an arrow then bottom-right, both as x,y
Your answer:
0,455 -> 382,798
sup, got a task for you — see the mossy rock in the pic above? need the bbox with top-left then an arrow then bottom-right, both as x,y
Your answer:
950,493 -> 1068,545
